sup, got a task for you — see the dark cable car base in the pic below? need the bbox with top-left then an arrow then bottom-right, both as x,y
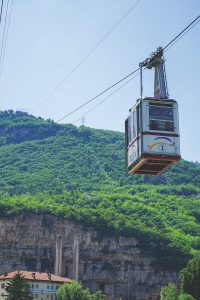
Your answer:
127,153 -> 181,175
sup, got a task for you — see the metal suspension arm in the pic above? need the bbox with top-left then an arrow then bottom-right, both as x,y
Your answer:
140,47 -> 169,99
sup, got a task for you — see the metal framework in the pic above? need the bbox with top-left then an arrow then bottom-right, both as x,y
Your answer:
139,47 -> 169,100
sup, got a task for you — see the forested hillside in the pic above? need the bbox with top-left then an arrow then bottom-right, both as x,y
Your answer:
0,110 -> 200,269
0,110 -> 199,195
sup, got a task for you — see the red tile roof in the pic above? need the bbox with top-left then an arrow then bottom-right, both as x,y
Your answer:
0,271 -> 73,283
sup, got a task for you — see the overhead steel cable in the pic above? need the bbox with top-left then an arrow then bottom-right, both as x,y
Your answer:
0,0 -> 13,77
56,14 -> 200,124
0,0 -> 4,26
0,0 -> 10,67
163,14 -> 200,51
57,68 -> 140,123
34,0 -> 143,112
74,72 -> 139,125
164,18 -> 200,53
26,13 -> 200,143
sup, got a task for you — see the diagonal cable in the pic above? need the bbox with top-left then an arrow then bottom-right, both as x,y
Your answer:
34,0 -> 143,112
163,14 -> 200,51
74,73 -> 139,124
0,0 -> 4,26
0,0 -> 14,77
0,0 -> 9,66
57,68 -> 140,123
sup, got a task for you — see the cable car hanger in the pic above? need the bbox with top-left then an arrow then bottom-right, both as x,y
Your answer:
139,47 -> 169,101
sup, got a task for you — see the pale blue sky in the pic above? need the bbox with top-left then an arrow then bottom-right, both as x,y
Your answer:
0,0 -> 200,162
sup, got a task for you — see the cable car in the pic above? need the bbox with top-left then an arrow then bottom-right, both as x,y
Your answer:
125,47 -> 181,175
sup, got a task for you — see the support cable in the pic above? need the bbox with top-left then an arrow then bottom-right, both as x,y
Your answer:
164,18 -> 200,53
34,0 -> 143,112
0,0 -> 9,66
163,14 -> 200,51
57,68 -> 140,123
26,14 -> 200,141
57,14 -> 200,123
0,0 -> 13,77
0,0 -> 4,26
74,73 -> 139,125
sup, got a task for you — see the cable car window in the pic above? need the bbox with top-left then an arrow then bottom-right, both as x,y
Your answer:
149,105 -> 173,121
150,120 -> 174,131
128,110 -> 137,144
149,104 -> 174,132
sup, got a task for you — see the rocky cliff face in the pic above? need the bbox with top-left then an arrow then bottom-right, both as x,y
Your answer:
0,214 -> 178,300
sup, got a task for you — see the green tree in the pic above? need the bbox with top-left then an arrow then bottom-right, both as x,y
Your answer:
178,294 -> 195,300
180,255 -> 200,300
160,283 -> 179,300
57,281 -> 104,300
5,272 -> 33,300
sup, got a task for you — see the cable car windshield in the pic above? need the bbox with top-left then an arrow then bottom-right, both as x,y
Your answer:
149,103 -> 174,132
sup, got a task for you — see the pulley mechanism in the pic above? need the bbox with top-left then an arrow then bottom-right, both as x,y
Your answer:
139,47 -> 169,100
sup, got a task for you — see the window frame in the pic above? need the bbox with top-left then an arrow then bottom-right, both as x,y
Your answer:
149,103 -> 174,132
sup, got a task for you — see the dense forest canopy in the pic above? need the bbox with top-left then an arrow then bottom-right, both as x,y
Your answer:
0,110 -> 200,269
0,110 -> 199,194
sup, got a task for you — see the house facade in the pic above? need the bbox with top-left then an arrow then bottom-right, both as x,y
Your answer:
0,270 -> 73,300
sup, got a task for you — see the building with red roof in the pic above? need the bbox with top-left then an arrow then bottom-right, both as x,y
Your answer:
0,270 -> 73,300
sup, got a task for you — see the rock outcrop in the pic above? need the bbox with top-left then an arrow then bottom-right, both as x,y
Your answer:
0,214 -> 178,299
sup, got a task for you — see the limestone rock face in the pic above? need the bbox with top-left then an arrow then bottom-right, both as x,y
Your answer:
0,214 -> 178,300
